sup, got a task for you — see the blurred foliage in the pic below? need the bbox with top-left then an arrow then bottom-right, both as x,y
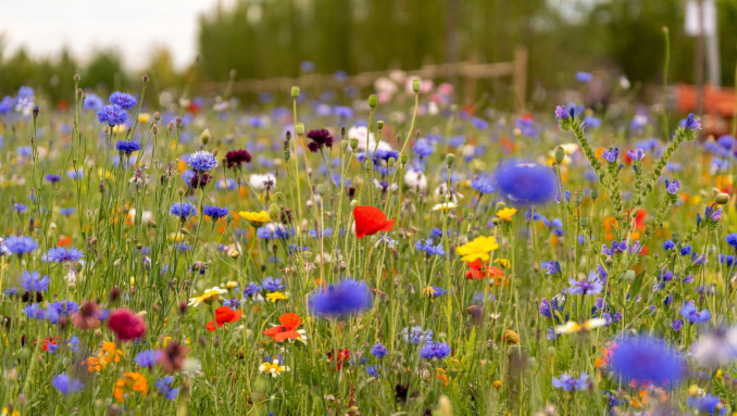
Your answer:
2,0 -> 737,106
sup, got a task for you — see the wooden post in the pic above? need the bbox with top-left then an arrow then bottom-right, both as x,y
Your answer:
513,44 -> 528,113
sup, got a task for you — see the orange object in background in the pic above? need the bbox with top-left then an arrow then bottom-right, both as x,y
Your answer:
675,84 -> 735,137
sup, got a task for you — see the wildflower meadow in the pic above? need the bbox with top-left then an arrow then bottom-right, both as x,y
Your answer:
1,66 -> 737,416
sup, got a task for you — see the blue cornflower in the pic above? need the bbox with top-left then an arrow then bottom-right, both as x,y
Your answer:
261,276 -> 284,292
366,365 -> 381,377
402,326 -> 433,345
687,394 -> 726,415
602,240 -> 628,256
671,319 -> 683,332
109,91 -> 137,110
472,176 -> 495,194
539,297 -> 564,320
544,261 -> 562,275
115,140 -> 141,155
726,233 -> 737,249
427,286 -> 447,297
4,236 -> 38,254
665,179 -> 680,195
46,247 -> 83,263
471,117 -> 488,130
187,151 -> 218,172
135,349 -> 161,368
627,148 -> 645,162
51,373 -> 84,395
97,104 -> 128,126
415,239 -> 445,256
601,148 -> 619,163
13,203 -> 27,213
419,342 -> 452,360
413,139 -> 434,157
156,376 -> 180,401
170,202 -> 198,221
371,343 -> 388,358
609,336 -> 684,386
46,300 -> 79,324
663,240 -> 675,251
19,271 -> 49,292
203,205 -> 229,220
680,300 -> 711,324
684,113 -> 701,131
48,335 -> 80,354
495,161 -> 556,205
680,245 -> 692,256
552,372 -> 589,392
83,94 -> 103,110
24,303 -> 45,320
567,271 -> 603,296
45,174 -> 61,183
309,279 -> 372,318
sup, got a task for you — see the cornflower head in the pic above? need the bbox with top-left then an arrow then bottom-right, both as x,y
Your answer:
415,239 -> 445,256
203,205 -> 229,220
567,271 -> 604,296
419,342 -> 451,360
609,336 -> 685,387
261,276 -> 284,292
223,149 -> 251,169
4,236 -> 39,255
19,271 -> 49,292
371,343 -> 388,358
155,376 -> 180,401
402,326 -> 433,345
306,128 -> 334,152
471,176 -> 495,194
308,280 -> 372,318
46,247 -> 83,263
170,202 -> 198,222
115,140 -> 141,155
109,91 -> 137,110
680,300 -> 711,324
187,150 -> 218,172
97,104 -> 128,126
551,372 -> 589,392
51,373 -> 84,395
495,161 -> 557,205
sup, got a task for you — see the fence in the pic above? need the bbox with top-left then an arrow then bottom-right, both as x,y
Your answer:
201,45 -> 528,111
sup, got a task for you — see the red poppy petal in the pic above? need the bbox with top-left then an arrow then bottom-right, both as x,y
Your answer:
206,321 -> 217,332
278,313 -> 301,329
274,330 -> 301,342
228,309 -> 243,323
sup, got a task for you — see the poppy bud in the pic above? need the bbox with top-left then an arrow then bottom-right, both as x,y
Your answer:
201,129 -> 211,145
315,184 -> 326,195
368,94 -> 378,108
574,189 -> 584,205
555,146 -> 565,164
350,138 -> 359,150
590,187 -> 599,201
716,193 -> 730,205
350,200 -> 359,209
295,123 -> 305,136
363,161 -> 371,170
412,79 -> 421,93
671,231 -> 681,243
377,120 -> 384,130
291,86 -> 300,99
400,154 -> 408,165
580,216 -> 589,228
446,153 -> 455,166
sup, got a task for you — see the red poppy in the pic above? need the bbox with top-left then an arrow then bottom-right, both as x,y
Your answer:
327,349 -> 350,370
465,259 -> 507,285
263,313 -> 302,341
353,206 -> 394,239
206,306 -> 243,332
35,337 -> 58,352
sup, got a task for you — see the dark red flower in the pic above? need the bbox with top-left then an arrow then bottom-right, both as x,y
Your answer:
107,308 -> 146,341
223,149 -> 252,169
353,206 -> 394,239
306,129 -> 334,153
189,172 -> 212,189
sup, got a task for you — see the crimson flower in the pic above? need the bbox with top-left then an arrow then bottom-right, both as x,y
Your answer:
353,206 -> 394,239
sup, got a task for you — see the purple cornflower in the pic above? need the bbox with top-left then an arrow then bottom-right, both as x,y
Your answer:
135,349 -> 161,368
169,202 -> 198,221
544,260 -> 562,275
46,247 -> 83,263
371,343 -> 388,358
4,236 -> 38,255
109,91 -> 137,110
203,205 -> 229,220
567,271 -> 603,296
413,139 -> 434,157
495,161 -> 557,205
19,271 -> 49,292
261,276 -> 284,292
627,148 -> 645,162
552,372 -> 589,392
610,336 -> 684,386
156,376 -> 180,401
671,319 -> 683,332
45,174 -> 61,183
306,128 -> 334,153
419,342 -> 451,360
115,140 -> 141,155
241,282 -> 261,297
51,373 -> 84,395
309,279 -> 372,318
187,151 -> 218,172
665,179 -> 680,195
602,148 -> 619,163
471,176 -> 495,194
680,300 -> 711,324
97,104 -> 128,126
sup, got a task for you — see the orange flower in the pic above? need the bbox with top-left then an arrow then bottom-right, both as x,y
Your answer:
84,356 -> 102,373
206,306 -> 243,332
100,341 -> 124,366
263,313 -> 302,341
113,372 -> 148,403
465,259 -> 507,285
436,369 -> 449,386
57,235 -> 72,247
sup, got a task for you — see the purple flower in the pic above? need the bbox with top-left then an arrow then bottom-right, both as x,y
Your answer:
610,336 -> 684,386
575,72 -> 593,83
109,91 -> 137,110
156,376 -> 180,401
671,319 -> 683,332
97,104 -> 128,126
419,342 -> 452,360
554,105 -> 569,119
552,372 -> 589,392
51,373 -> 84,395
680,300 -> 711,324
309,279 -> 373,318
684,113 -> 701,131
169,202 -> 198,221
602,148 -> 619,163
567,271 -> 603,296
544,260 -> 561,275
115,140 -> 141,155
371,343 -> 388,358
665,179 -> 680,195
413,139 -> 434,157
19,271 -> 49,292
4,236 -> 38,255
687,394 -> 726,415
203,205 -> 229,220
495,161 -> 557,205
135,349 -> 161,368
602,240 -> 628,256
627,149 -> 645,162
187,151 -> 218,172
46,247 -> 83,263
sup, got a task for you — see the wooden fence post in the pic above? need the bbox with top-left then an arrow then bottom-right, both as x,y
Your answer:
513,45 -> 528,113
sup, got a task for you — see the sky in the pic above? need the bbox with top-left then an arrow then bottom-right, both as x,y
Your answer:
0,0 -> 229,70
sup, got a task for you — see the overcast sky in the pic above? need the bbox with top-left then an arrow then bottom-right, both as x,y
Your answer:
0,0 -> 227,70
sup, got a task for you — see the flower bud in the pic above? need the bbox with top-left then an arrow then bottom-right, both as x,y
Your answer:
291,86 -> 300,98
295,123 -> 305,136
412,79 -> 421,93
341,140 -> 349,152
74,73 -> 81,82
201,129 -> 211,145
315,184 -> 326,195
154,111 -> 161,121
716,193 -> 730,205
590,187 -> 599,201
377,120 -> 384,130
446,153 -> 455,166
350,199 -> 359,209
400,154 -> 408,165
574,189 -> 584,205
350,138 -> 359,150
142,74 -> 149,83
580,216 -> 589,228
368,94 -> 378,108
388,157 -> 396,167
671,231 -> 681,243
554,146 -> 565,164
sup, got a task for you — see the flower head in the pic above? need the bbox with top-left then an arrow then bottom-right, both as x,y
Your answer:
203,205 -> 229,220
353,206 -> 394,239
19,271 -> 49,292
309,279 -> 373,318
187,151 -> 218,172
46,247 -> 83,263
567,271 -> 604,296
419,342 -> 451,360
115,140 -> 141,155
259,357 -> 290,377
239,211 -> 270,228
170,202 -> 198,221
109,91 -> 137,110
609,336 -> 685,386
602,148 -> 619,163
113,372 -> 148,403
665,179 -> 680,195
496,207 -> 517,222
552,372 -> 589,392
188,287 -> 227,306
457,236 -> 499,262
495,161 -> 556,205
97,104 -> 128,126
51,373 -> 84,395
680,300 -> 711,324
684,113 -> 701,130
263,313 -> 303,342
223,149 -> 251,169
155,376 -> 180,401
4,236 -> 38,255
306,128 -> 334,152
107,308 -> 147,341
205,306 -> 243,332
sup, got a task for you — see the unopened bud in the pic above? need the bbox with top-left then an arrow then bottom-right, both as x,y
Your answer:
590,187 -> 599,201
291,86 -> 300,99
400,154 -> 408,165
350,138 -> 358,150
555,146 -> 565,164
295,123 -> 304,136
716,193 -> 730,205
201,129 -> 211,145
368,94 -> 378,108
412,79 -> 421,93
446,153 -> 455,166
377,120 -> 384,130
142,74 -> 149,83
350,200 -> 359,209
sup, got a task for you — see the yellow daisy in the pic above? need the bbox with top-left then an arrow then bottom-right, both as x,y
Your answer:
456,236 -> 499,262
266,292 -> 289,303
496,207 -> 517,222
259,357 -> 289,377
239,211 -> 271,228
188,287 -> 227,306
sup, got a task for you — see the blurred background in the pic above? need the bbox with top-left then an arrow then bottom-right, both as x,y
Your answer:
0,0 -> 735,112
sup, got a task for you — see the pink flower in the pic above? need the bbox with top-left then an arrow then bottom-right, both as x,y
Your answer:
107,308 -> 146,341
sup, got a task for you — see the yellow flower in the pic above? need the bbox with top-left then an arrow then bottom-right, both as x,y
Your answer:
2,408 -> 19,416
113,372 -> 148,403
496,208 -> 517,222
259,357 -> 289,377
221,281 -> 239,290
169,233 -> 186,243
239,211 -> 271,228
555,318 -> 606,334
422,286 -> 438,297
266,292 -> 288,303
138,113 -> 151,123
432,202 -> 458,211
456,236 -> 499,262
188,287 -> 227,306
493,380 -> 502,389
494,258 -> 510,268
